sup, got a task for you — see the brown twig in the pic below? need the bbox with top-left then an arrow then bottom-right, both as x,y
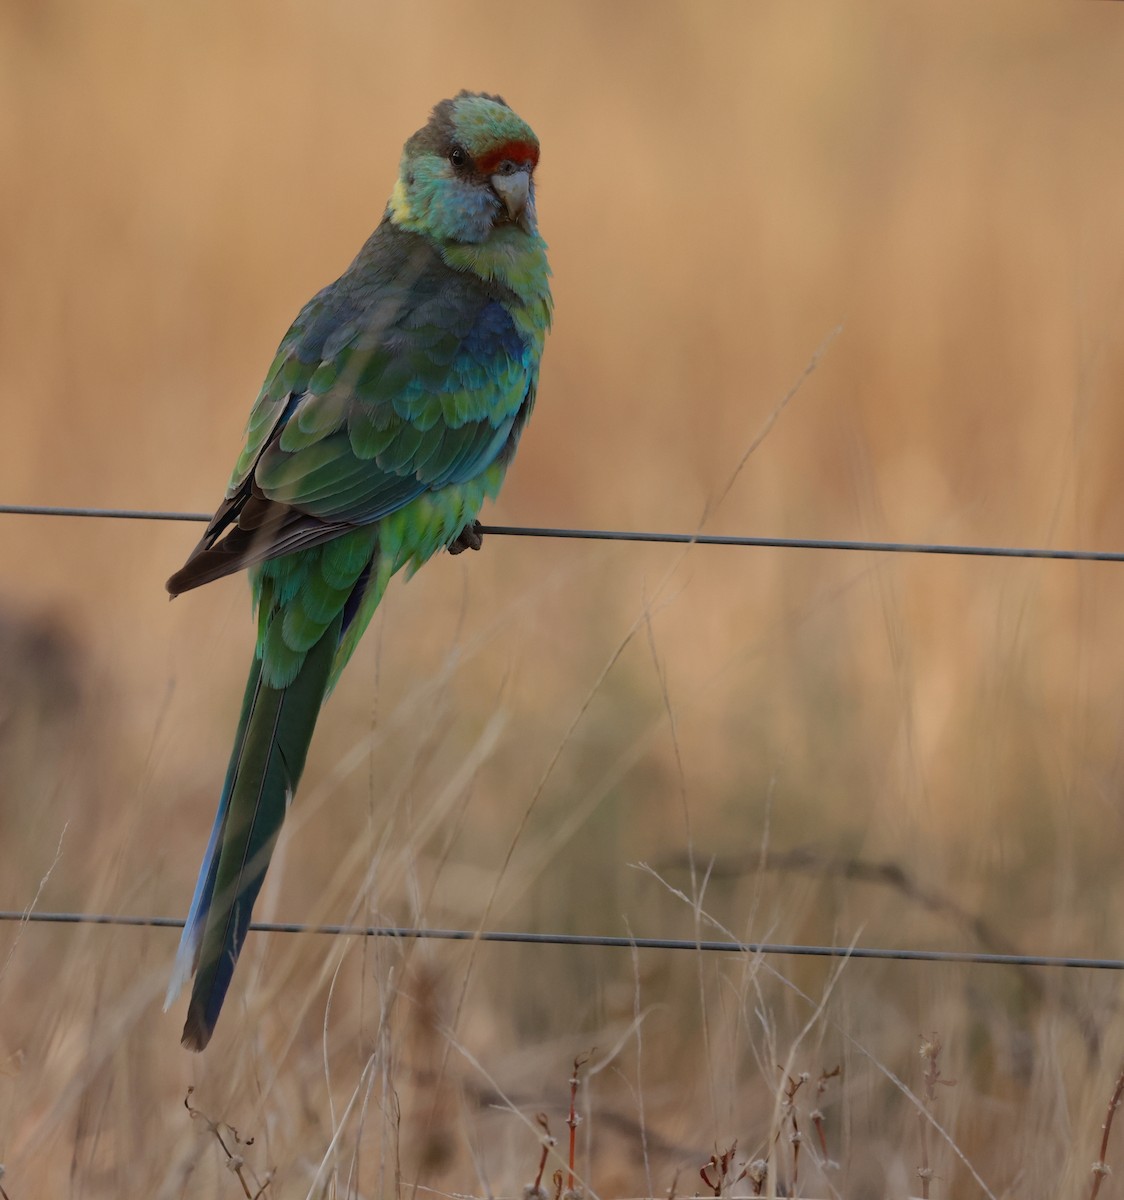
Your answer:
567,1051 -> 591,1196
184,1087 -> 272,1199
778,1069 -> 809,1191
699,1142 -> 745,1197
526,1112 -> 555,1200
810,1066 -> 841,1163
1090,1061 -> 1124,1200
917,1035 -> 956,1199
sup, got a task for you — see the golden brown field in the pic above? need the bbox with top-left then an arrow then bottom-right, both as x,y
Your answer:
3,3 -> 1124,1196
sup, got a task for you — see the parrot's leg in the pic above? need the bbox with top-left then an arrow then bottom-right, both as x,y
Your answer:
448,520 -> 484,555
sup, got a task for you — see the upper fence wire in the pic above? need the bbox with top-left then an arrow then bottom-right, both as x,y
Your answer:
3,501 -> 1124,562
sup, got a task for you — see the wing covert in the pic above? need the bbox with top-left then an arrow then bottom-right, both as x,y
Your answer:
169,229 -> 537,594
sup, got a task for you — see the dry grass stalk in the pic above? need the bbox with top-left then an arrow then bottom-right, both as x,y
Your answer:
917,1035 -> 956,1199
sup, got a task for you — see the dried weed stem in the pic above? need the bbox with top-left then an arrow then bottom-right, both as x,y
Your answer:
917,1034 -> 955,1199
183,1087 -> 272,1198
1090,1061 -> 1124,1200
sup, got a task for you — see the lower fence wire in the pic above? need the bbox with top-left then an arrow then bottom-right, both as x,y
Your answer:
1,910 -> 1122,970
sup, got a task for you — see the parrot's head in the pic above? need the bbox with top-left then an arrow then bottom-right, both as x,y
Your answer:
389,91 -> 541,244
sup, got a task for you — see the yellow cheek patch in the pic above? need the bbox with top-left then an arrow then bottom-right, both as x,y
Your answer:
388,177 -> 413,225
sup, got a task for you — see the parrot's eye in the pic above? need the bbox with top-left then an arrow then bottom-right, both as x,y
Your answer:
449,145 -> 469,169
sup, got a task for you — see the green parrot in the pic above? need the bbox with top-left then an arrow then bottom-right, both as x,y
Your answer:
164,91 -> 551,1051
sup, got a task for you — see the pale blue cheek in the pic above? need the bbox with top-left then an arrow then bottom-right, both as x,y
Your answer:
430,186 -> 497,243
405,163 -> 500,243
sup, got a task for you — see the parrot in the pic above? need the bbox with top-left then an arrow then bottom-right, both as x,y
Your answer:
163,91 -> 551,1051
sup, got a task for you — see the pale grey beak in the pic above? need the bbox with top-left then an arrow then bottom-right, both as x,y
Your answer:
491,169 -> 530,222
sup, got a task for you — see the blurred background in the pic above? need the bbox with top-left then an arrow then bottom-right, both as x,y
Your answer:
3,2 -> 1124,1196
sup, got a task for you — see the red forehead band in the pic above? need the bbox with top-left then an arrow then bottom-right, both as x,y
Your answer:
474,140 -> 540,175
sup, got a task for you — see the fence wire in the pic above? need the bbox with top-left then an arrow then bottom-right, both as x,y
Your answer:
1,910 -> 1122,971
3,498 -> 1123,975
3,502 -> 1124,563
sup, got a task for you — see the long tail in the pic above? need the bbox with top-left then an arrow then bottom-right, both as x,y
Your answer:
165,612 -> 343,1051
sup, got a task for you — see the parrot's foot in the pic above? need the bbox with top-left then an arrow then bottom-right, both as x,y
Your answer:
448,520 -> 484,555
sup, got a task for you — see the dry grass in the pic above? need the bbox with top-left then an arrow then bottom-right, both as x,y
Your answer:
3,2 -> 1124,1196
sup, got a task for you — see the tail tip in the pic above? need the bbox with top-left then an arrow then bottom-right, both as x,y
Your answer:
180,1011 -> 213,1052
